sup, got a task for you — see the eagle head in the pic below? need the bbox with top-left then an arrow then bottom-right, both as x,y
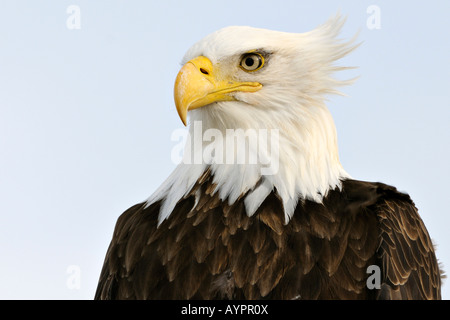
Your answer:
175,14 -> 358,128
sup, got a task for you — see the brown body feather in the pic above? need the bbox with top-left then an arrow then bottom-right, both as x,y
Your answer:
95,176 -> 442,300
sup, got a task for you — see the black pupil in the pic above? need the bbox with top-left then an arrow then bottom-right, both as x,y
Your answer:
245,57 -> 255,67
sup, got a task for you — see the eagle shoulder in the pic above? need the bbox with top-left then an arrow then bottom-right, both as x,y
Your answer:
370,183 -> 442,299
94,201 -> 162,299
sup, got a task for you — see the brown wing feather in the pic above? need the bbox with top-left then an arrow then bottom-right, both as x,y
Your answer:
375,192 -> 442,300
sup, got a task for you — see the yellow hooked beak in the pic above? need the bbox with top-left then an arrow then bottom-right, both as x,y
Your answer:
174,56 -> 262,125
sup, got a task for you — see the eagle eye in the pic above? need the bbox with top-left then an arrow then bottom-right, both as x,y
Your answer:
240,52 -> 264,72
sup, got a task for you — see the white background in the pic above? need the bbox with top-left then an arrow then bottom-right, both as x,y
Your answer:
0,0 -> 448,299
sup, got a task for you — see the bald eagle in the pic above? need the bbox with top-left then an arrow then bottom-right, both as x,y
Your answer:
95,15 -> 442,300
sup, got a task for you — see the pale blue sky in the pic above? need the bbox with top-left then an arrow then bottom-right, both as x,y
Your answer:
0,0 -> 449,299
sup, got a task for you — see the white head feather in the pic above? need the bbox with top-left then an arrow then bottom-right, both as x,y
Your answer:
147,14 -> 359,225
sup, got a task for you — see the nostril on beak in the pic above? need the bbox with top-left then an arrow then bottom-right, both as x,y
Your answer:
200,68 -> 209,75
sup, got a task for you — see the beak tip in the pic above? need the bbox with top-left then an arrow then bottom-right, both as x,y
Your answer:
176,105 -> 188,126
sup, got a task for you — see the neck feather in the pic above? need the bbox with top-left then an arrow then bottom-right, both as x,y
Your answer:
146,100 -> 349,225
